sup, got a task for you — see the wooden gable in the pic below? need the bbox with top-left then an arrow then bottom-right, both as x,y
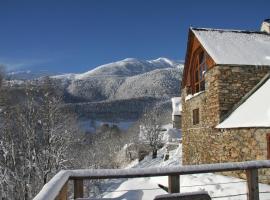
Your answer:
182,29 -> 216,92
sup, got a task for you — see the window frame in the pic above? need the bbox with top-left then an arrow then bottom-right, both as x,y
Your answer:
190,48 -> 208,94
193,108 -> 200,125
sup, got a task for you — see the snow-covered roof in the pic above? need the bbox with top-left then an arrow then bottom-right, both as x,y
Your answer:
192,28 -> 270,66
216,74 -> 270,128
171,97 -> 182,115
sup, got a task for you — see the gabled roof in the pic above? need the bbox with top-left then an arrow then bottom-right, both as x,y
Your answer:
216,74 -> 270,128
191,27 -> 270,66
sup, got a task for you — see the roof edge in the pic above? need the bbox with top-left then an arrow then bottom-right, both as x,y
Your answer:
213,64 -> 270,68
217,125 -> 270,129
191,27 -> 270,35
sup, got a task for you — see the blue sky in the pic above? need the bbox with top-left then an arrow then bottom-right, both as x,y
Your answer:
0,0 -> 269,73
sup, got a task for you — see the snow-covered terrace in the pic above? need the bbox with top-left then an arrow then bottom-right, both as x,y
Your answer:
33,160 -> 270,200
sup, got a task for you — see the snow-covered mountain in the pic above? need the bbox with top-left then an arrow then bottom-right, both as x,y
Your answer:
7,58 -> 183,124
53,58 -> 183,102
53,57 -> 183,80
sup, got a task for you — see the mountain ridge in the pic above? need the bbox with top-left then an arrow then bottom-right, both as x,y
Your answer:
54,58 -> 183,102
52,57 -> 183,80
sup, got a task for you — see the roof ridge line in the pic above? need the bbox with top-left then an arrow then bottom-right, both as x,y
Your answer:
191,27 -> 270,35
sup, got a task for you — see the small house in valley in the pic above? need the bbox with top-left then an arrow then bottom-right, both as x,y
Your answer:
181,19 -> 270,182
171,97 -> 182,129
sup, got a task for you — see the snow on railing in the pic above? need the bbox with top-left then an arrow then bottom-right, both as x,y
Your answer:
33,170 -> 70,200
33,160 -> 270,200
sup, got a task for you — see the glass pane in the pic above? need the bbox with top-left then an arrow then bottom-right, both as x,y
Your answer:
200,65 -> 203,79
195,84 -> 199,93
200,63 -> 207,79
200,80 -> 205,91
199,51 -> 204,64
195,70 -> 199,82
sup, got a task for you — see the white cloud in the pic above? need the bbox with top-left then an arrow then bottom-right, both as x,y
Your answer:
0,58 -> 51,71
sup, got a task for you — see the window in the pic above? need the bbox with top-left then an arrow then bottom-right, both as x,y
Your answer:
267,134 -> 270,159
193,108 -> 199,125
190,49 -> 208,94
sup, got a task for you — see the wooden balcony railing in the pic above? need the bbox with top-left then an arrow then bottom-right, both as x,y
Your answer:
33,160 -> 270,200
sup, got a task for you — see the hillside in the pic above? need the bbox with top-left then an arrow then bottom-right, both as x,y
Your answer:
53,58 -> 183,126
6,57 -> 183,129
53,57 -> 182,80
53,58 -> 183,102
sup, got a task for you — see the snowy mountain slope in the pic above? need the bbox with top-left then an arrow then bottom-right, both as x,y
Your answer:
66,68 -> 182,101
55,58 -> 183,102
113,68 -> 181,99
84,57 -> 182,78
66,76 -> 125,101
52,57 -> 182,80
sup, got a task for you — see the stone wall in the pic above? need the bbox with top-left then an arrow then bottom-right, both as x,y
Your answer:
181,65 -> 270,183
217,66 -> 270,119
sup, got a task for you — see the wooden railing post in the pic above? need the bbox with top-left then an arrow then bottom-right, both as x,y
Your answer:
168,175 -> 180,193
74,179 -> 84,199
246,169 -> 259,200
56,182 -> 68,200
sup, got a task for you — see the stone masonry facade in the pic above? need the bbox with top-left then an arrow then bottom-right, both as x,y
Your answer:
182,65 -> 270,183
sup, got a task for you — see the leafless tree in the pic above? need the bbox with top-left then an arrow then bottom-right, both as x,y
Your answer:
0,77 -> 78,200
140,107 -> 164,159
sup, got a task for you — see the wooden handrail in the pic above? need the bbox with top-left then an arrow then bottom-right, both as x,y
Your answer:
33,160 -> 270,200
33,170 -> 70,200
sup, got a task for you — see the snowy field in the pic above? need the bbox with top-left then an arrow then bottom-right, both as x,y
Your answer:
102,145 -> 270,200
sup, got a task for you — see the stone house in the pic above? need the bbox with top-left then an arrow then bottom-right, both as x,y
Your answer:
181,20 -> 270,182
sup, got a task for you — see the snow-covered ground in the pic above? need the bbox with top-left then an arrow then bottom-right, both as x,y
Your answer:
102,144 -> 270,200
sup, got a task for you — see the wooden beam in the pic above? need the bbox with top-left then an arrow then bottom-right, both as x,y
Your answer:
168,175 -> 180,193
74,179 -> 84,199
34,160 -> 270,200
246,169 -> 259,200
68,160 -> 270,180
56,182 -> 68,200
